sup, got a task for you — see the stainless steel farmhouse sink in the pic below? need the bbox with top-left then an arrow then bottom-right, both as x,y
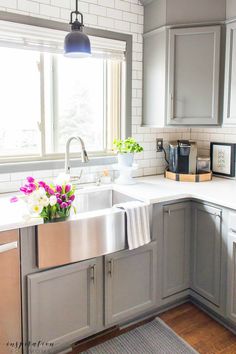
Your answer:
37,188 -> 135,269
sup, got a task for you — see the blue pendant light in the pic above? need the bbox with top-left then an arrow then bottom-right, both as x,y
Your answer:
64,0 -> 91,57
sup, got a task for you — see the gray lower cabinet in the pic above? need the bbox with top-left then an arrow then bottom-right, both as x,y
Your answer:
227,231 -> 236,324
104,242 -> 157,326
191,203 -> 222,306
162,202 -> 191,298
27,259 -> 99,352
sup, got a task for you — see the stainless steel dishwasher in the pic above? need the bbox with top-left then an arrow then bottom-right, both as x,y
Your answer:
0,230 -> 22,354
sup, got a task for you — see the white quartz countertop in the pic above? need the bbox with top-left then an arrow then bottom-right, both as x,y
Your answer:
1,175 -> 236,232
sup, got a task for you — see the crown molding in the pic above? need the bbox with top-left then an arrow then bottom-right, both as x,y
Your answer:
140,0 -> 154,5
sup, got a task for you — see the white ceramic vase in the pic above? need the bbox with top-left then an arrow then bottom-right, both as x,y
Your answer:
117,153 -> 134,167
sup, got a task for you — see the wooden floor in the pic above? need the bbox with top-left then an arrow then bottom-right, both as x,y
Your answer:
159,303 -> 236,354
72,303 -> 236,354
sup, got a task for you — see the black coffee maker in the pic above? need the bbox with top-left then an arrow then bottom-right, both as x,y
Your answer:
169,140 -> 191,174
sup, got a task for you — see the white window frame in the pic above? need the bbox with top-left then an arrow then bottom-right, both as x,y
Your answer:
0,12 -> 132,172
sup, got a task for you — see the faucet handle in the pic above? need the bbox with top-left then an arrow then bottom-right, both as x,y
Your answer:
70,170 -> 83,185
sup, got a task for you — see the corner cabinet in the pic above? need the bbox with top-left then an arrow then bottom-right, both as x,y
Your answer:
27,259 -> 99,352
104,242 -> 157,326
167,26 -> 221,125
223,22 -> 236,125
191,203 -> 222,306
162,202 -> 191,298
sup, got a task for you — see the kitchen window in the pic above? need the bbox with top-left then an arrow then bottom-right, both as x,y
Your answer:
0,21 -> 127,163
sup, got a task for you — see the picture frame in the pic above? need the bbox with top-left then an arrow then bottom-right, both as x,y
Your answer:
210,142 -> 236,177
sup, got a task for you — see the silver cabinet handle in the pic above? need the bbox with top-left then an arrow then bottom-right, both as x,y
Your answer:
108,259 -> 113,276
90,264 -> 96,283
164,209 -> 171,215
170,93 -> 174,120
0,241 -> 18,254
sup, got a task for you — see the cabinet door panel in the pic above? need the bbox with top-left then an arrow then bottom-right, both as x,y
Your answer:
28,259 -> 98,352
227,232 -> 236,324
224,22 -> 236,125
105,242 -> 157,326
143,30 -> 167,127
192,203 -> 222,306
168,26 -> 220,125
163,203 -> 190,298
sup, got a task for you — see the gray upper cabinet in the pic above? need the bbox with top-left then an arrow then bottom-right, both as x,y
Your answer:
104,242 -> 157,326
27,259 -> 99,353
167,26 -> 221,125
227,231 -> 236,324
162,202 -> 191,298
191,203 -> 222,306
143,29 -> 167,127
223,22 -> 236,125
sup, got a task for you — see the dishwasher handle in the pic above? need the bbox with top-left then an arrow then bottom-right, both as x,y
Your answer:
0,241 -> 18,254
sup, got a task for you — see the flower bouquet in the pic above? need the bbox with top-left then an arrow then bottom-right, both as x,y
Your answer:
18,176 -> 76,222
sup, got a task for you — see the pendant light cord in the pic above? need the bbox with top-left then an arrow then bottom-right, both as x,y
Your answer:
75,0 -> 78,20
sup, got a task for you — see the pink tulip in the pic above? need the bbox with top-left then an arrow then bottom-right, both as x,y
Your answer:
10,196 -> 18,203
60,202 -> 68,209
56,185 -> 62,193
27,176 -> 35,183
69,195 -> 75,202
47,188 -> 55,195
28,183 -> 36,191
38,181 -> 46,188
65,184 -> 71,193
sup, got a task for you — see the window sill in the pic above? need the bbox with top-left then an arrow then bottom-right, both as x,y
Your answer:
0,155 -> 117,174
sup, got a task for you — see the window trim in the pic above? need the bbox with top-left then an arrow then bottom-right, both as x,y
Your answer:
0,11 -> 132,173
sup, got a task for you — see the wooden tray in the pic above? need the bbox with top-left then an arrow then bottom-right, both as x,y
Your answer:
164,169 -> 212,182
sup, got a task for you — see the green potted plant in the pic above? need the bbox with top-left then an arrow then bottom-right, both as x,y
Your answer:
113,137 -> 143,167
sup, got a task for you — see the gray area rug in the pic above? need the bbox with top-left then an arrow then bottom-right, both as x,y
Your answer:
82,318 -> 199,354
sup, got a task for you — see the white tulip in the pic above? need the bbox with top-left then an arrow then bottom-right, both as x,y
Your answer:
49,195 -> 57,206
38,187 -> 46,197
40,195 -> 50,207
29,203 -> 43,215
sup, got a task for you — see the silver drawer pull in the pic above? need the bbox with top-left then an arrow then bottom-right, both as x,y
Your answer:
0,241 -> 18,254
90,264 -> 96,283
230,228 -> 236,234
108,259 -> 113,276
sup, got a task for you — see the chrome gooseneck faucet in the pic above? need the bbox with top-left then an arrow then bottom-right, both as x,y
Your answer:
65,136 -> 89,174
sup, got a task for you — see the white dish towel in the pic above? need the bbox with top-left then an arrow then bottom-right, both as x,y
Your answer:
114,201 -> 151,250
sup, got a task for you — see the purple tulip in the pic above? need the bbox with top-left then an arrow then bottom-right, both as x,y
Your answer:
61,194 -> 66,201
67,200 -> 72,206
10,196 -> 18,203
60,202 -> 68,209
27,176 -> 35,183
65,184 -> 71,193
56,185 -> 62,193
57,198 -> 62,205
69,195 -> 75,202
55,193 -> 60,198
